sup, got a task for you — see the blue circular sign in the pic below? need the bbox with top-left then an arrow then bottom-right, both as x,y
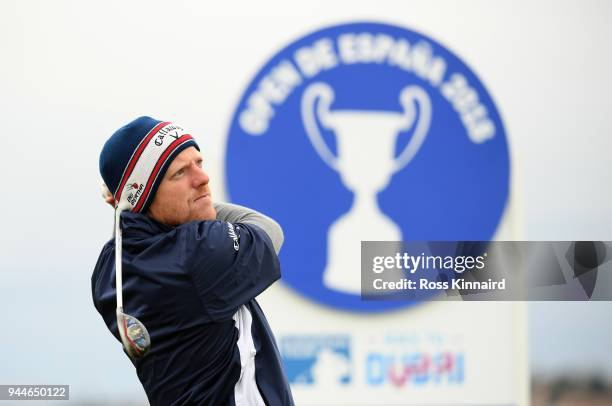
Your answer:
225,22 -> 510,313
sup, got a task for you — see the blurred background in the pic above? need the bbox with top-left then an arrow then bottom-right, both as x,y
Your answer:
1,0 -> 611,404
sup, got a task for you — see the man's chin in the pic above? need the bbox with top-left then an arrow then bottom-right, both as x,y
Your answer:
193,206 -> 217,222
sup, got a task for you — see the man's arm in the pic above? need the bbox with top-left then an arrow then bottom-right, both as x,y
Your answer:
214,202 -> 284,254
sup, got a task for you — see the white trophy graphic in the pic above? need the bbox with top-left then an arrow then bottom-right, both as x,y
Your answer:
301,82 -> 432,293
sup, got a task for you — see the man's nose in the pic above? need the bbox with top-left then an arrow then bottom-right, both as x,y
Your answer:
192,164 -> 210,187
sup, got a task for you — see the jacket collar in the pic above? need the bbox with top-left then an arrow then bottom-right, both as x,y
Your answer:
120,211 -> 174,238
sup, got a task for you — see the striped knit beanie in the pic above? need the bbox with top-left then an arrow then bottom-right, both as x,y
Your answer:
99,116 -> 199,212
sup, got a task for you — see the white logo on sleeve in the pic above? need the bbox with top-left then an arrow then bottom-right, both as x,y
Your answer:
227,223 -> 240,251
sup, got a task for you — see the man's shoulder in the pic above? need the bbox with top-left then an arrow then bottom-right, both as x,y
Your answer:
92,239 -> 114,274
90,239 -> 115,306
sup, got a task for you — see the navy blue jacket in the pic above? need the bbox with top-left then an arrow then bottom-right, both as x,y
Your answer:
92,212 -> 294,405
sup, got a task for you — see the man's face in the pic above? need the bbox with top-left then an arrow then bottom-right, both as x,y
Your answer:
147,146 -> 216,226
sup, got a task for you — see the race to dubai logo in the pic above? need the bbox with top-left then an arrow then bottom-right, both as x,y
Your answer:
225,22 -> 510,312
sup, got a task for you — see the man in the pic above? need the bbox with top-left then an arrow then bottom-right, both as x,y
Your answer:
92,116 -> 294,405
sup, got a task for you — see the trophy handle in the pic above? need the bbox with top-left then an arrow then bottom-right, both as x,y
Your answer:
393,86 -> 432,173
301,82 -> 338,170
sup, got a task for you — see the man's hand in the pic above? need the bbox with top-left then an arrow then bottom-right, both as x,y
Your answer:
101,182 -> 116,207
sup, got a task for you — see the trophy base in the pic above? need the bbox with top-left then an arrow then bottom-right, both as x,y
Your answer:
323,210 -> 402,294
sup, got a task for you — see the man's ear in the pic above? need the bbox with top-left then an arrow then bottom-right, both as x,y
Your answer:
101,182 -> 116,207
